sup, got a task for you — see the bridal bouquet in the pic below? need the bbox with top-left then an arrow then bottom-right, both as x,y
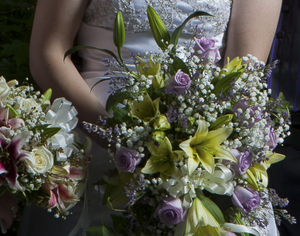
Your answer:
77,6 -> 294,236
0,76 -> 89,232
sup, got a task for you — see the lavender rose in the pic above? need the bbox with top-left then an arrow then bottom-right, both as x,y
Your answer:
230,149 -> 252,176
265,127 -> 277,150
115,147 -> 141,173
156,197 -> 186,227
165,70 -> 191,95
232,186 -> 260,212
193,37 -> 221,64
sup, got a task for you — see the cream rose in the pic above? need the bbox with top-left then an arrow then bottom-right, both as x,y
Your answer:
0,76 -> 18,101
14,97 -> 42,113
26,146 -> 54,174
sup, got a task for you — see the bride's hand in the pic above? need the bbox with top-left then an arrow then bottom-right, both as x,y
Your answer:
0,191 -> 18,233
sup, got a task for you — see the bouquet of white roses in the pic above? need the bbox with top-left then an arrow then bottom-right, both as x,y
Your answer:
0,76 -> 89,233
76,6 -> 295,236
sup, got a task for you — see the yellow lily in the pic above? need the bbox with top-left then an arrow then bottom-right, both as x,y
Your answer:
130,93 -> 160,122
247,152 -> 285,188
222,57 -> 244,75
136,56 -> 164,89
185,197 -> 220,236
141,137 -> 180,177
179,120 -> 234,175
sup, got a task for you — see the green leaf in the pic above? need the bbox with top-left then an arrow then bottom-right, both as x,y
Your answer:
276,92 -> 293,112
196,190 -> 225,226
109,106 -> 132,125
209,114 -> 233,130
40,127 -> 61,140
64,46 -> 122,66
42,88 -> 52,103
111,214 -> 128,235
246,169 -> 259,191
213,72 -> 242,96
102,184 -> 119,205
169,11 -> 212,49
106,91 -> 129,114
113,11 -> 126,61
147,6 -> 170,50
6,104 -> 19,118
86,225 -> 114,236
172,56 -> 189,74
94,179 -> 108,186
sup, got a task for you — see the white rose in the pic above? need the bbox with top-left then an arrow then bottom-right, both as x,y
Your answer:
0,76 -> 18,101
26,146 -> 54,174
15,98 -> 42,113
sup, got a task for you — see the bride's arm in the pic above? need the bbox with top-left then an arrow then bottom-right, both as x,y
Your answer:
224,0 -> 282,63
30,0 -> 108,123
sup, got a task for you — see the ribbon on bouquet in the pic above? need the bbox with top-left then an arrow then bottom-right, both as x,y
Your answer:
162,164 -> 234,209
201,164 -> 234,196
45,98 -> 79,161
224,223 -> 260,236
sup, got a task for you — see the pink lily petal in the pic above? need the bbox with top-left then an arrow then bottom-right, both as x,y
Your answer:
0,163 -> 7,175
7,118 -> 24,130
42,183 -> 57,208
69,167 -> 84,180
4,162 -> 18,189
8,132 -> 28,161
0,109 -> 9,126
58,184 -> 77,202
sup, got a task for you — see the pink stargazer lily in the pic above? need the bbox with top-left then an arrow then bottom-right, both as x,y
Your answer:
0,132 -> 29,190
43,166 -> 84,212
46,183 -> 79,212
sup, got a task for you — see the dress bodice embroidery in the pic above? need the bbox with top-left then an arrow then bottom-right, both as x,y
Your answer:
84,0 -> 232,38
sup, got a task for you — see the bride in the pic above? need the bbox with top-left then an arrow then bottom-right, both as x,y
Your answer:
14,0 -> 281,235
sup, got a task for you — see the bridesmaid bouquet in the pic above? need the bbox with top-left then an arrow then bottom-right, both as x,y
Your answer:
0,77 -> 89,233
74,6 -> 295,236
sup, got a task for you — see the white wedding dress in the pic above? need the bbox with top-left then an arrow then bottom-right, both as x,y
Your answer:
18,1 -> 278,235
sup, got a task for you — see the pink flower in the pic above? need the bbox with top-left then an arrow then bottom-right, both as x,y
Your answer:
0,107 -> 24,130
193,37 -> 221,64
0,132 -> 29,190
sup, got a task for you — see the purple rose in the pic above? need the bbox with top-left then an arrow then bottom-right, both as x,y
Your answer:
265,127 -> 277,150
193,37 -> 221,64
156,197 -> 186,227
232,186 -> 260,213
115,147 -> 141,173
230,149 -> 252,176
165,70 -> 191,95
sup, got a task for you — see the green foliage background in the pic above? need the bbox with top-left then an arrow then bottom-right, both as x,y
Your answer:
0,0 -> 37,85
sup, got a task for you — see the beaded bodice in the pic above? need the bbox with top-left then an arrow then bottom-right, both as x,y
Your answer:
84,0 -> 232,37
